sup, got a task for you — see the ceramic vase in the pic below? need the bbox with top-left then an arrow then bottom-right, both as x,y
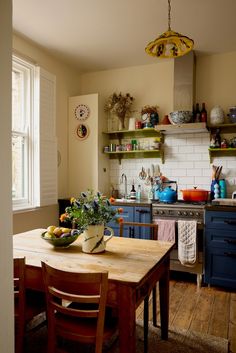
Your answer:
81,224 -> 114,253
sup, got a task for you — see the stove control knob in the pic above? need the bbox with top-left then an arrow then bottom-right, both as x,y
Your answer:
189,211 -> 194,216
159,210 -> 164,215
177,211 -> 182,216
196,212 -> 200,217
183,211 -> 187,216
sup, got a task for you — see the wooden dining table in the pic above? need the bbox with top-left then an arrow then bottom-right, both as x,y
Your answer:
13,229 -> 174,353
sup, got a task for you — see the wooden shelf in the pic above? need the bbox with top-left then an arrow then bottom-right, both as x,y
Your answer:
104,149 -> 164,164
208,147 -> 236,163
155,122 -> 208,134
207,123 -> 236,133
103,128 -> 162,139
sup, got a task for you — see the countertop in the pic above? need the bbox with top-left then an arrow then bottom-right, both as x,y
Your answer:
113,199 -> 152,207
205,204 -> 236,212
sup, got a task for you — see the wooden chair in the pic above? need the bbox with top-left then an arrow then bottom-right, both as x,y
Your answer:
119,221 -> 158,353
41,261 -> 118,353
14,257 -> 46,353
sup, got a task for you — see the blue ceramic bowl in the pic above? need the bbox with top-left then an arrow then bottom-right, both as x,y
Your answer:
169,111 -> 192,125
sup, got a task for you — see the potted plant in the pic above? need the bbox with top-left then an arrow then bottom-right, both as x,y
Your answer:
104,92 -> 134,130
60,190 -> 123,253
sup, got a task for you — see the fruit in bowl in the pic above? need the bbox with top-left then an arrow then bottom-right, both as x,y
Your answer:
169,111 -> 193,125
41,225 -> 82,247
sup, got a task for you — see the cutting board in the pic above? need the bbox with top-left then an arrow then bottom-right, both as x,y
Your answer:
212,198 -> 236,206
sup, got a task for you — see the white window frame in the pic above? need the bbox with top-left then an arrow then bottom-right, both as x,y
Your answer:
12,55 -> 57,212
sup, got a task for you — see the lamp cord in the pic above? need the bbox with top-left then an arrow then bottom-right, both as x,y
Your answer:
168,0 -> 171,31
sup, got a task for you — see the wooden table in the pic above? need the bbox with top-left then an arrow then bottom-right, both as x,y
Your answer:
13,229 -> 174,353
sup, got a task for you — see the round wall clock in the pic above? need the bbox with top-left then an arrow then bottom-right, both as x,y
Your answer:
75,123 -> 89,140
74,104 -> 90,121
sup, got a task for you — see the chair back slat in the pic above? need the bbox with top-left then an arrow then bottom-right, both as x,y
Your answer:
119,221 -> 158,240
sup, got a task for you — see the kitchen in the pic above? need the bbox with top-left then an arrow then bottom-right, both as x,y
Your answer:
1,1 -> 236,353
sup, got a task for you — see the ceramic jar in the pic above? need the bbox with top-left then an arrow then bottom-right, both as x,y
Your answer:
209,105 -> 224,125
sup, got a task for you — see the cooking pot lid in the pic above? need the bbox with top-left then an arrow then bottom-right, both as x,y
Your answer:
181,188 -> 208,192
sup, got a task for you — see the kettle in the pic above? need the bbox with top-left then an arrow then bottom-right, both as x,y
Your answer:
158,181 -> 178,203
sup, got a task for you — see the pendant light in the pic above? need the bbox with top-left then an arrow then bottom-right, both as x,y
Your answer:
145,0 -> 194,58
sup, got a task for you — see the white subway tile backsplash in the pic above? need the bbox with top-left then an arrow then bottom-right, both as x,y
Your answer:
108,132 -> 233,198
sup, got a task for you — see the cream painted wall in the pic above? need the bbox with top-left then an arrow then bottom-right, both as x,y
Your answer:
0,2 -> 14,352
196,51 -> 236,114
68,94 -> 98,195
12,34 -> 82,232
79,61 -> 174,195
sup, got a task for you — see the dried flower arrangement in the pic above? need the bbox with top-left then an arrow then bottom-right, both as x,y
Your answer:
104,92 -> 134,129
141,105 -> 159,115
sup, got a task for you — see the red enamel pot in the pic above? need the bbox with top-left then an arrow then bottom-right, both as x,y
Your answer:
181,187 -> 209,202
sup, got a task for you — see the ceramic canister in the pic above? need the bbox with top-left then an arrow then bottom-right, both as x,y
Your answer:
210,105 -> 224,125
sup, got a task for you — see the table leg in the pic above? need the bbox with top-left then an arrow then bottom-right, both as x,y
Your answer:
159,258 -> 170,340
118,284 -> 136,353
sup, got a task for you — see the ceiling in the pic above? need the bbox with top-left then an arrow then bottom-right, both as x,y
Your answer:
13,0 -> 236,73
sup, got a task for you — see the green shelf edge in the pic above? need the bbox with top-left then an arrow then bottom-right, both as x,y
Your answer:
104,150 -> 164,164
208,148 -> 236,163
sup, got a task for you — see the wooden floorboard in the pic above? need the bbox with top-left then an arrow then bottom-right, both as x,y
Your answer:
136,274 -> 236,353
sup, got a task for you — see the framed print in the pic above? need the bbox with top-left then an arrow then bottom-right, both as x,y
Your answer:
75,123 -> 89,140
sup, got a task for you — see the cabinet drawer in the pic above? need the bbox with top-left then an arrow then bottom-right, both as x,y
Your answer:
205,228 -> 236,249
205,211 -> 236,231
205,247 -> 236,289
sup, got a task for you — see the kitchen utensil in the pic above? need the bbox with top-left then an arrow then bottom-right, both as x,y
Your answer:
139,167 -> 147,180
232,191 -> 236,199
215,166 -> 222,180
181,187 -> 209,202
158,181 -> 178,203
145,168 -> 151,185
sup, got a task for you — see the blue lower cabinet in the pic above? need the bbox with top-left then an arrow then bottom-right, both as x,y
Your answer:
107,206 -> 134,237
134,207 -> 151,239
107,205 -> 151,239
205,210 -> 236,289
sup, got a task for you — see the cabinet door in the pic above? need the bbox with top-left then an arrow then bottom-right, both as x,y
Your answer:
107,205 -> 134,237
204,246 -> 236,289
134,206 -> 152,239
205,211 -> 236,231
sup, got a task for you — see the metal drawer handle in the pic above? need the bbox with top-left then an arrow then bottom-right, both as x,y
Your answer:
224,220 -> 236,225
224,252 -> 236,258
224,239 -> 236,244
136,209 -> 149,214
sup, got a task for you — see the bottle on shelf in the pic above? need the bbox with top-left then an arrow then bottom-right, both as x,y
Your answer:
130,182 -> 136,200
195,103 -> 201,123
136,185 -> 142,200
214,128 -> 221,148
200,102 -> 207,123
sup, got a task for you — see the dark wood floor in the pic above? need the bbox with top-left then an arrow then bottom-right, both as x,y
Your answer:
136,272 -> 236,353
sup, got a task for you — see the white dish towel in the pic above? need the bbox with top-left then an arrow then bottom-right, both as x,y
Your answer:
178,220 -> 197,267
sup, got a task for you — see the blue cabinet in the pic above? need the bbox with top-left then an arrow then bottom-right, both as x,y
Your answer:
107,205 -> 151,239
205,210 -> 236,289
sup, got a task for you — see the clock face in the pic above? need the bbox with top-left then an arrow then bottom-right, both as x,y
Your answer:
74,104 -> 90,121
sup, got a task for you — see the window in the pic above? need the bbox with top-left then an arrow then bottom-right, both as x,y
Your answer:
12,55 -> 57,211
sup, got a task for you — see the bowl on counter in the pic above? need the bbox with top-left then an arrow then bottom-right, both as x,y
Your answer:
169,111 -> 193,125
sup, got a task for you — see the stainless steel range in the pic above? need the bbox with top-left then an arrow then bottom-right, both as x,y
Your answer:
152,201 -> 205,286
